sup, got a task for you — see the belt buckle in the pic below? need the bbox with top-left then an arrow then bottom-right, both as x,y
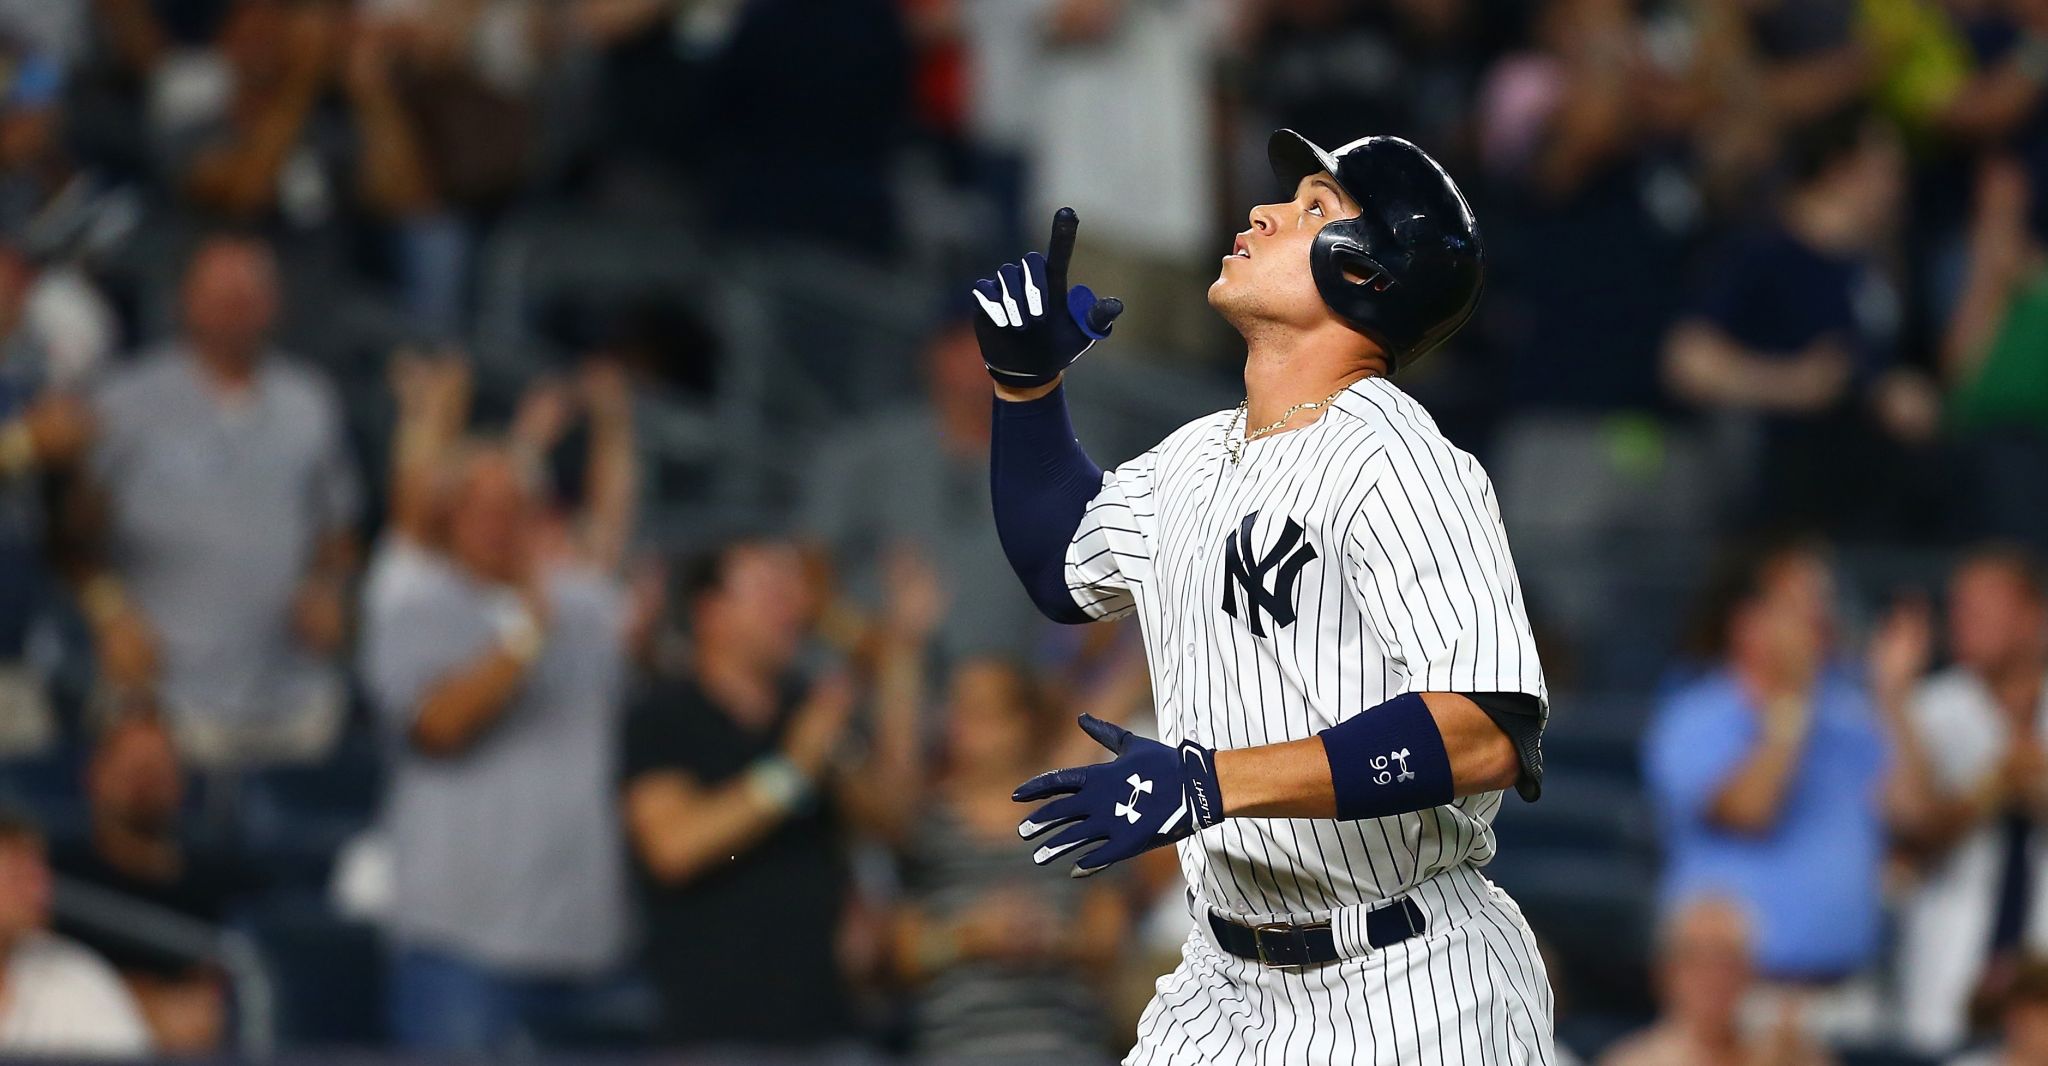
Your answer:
1251,922 -> 1297,967
1251,920 -> 1331,967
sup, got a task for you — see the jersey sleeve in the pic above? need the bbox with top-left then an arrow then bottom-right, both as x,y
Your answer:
1063,446 -> 1160,621
1343,443 -> 1547,705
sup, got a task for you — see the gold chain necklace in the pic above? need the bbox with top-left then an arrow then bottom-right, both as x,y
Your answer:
1225,386 -> 1348,465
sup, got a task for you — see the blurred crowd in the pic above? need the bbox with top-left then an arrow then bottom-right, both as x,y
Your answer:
0,0 -> 2047,1063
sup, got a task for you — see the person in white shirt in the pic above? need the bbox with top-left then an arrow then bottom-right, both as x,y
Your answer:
1894,544 -> 2048,1055
0,811 -> 152,1058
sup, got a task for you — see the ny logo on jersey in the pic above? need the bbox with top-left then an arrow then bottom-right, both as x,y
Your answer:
1221,511 -> 1319,638
1115,774 -> 1153,823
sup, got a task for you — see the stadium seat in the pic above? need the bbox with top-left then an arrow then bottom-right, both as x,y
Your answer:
238,898 -> 386,1048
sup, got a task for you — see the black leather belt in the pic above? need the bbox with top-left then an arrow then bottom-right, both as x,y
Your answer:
1207,896 -> 1427,967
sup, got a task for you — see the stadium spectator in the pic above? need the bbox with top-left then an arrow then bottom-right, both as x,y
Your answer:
0,29 -> 76,238
1950,957 -> 2048,1066
1894,545 -> 2048,1054
361,373 -> 639,1051
49,710 -> 258,1054
0,243 -> 95,753
1734,0 -> 1871,130
78,233 -> 361,768
803,311 -> 1044,662
1644,536 -> 1919,1018
0,810 -> 151,1058
620,535 -> 917,1054
1600,896 -> 1838,1066
1027,0 -> 1225,360
1935,1 -> 2048,240
945,0 -> 1050,258
283,0 -> 550,338
1474,0 -> 1698,413
1661,109 -> 1942,535
363,348 -> 472,635
1946,156 -> 2048,546
892,656 -> 1128,1065
150,0 -> 432,228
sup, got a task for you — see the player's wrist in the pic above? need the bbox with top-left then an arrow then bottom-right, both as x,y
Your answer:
992,376 -> 1063,403
1179,740 -> 1225,830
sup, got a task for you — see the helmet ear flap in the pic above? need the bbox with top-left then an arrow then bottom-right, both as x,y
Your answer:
1316,223 -> 1396,294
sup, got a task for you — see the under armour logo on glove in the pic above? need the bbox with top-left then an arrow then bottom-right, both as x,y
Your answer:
1015,714 -> 1223,878
970,208 -> 1126,388
1114,775 -> 1152,823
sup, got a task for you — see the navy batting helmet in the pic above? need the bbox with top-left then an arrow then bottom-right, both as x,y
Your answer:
1268,129 -> 1484,367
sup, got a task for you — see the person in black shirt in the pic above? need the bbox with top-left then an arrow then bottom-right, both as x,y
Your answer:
1661,108 -> 1943,534
619,536 -> 918,1055
49,711 -> 259,1055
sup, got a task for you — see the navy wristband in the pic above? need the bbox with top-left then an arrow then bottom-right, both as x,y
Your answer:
1317,692 -> 1455,821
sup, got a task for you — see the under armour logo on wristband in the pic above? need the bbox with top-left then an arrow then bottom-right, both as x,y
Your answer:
1115,774 -> 1153,823
1391,748 -> 1415,782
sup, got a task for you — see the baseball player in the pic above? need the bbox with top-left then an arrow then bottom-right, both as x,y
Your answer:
970,130 -> 1555,1064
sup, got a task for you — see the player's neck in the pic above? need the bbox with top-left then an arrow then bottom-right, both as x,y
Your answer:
1242,337 -> 1381,429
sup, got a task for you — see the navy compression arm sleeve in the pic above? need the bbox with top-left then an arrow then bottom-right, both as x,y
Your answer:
990,386 -> 1102,625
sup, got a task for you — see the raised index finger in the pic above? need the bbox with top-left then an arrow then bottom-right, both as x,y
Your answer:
1045,207 -> 1079,294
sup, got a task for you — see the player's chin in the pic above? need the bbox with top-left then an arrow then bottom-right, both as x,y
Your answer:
1206,272 -> 1235,309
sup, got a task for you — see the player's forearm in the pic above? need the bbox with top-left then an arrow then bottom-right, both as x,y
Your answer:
1217,693 -> 1520,819
989,383 -> 1101,624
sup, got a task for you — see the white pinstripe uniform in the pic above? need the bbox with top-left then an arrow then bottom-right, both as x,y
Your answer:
1067,375 -> 1556,1065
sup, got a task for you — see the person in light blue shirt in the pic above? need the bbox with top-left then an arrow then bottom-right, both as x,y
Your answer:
1645,535 -> 1894,981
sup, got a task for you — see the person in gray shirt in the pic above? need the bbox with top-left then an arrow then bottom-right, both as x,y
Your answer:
803,314 -> 1045,662
362,422 -> 637,1053
76,234 -> 360,768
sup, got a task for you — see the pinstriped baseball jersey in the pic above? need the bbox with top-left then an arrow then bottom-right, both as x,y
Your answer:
1065,375 -> 1548,921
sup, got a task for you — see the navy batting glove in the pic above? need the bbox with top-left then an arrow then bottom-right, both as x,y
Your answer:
1015,714 -> 1223,877
971,208 -> 1125,388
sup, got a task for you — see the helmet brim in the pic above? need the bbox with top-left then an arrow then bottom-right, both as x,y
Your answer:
1269,129 -> 1350,202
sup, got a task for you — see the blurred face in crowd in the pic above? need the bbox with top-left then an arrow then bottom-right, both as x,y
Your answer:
1210,173 -> 1366,340
0,830 -> 51,946
446,449 -> 538,585
1657,898 -> 1753,1035
1948,556 -> 2048,675
944,659 -> 1041,774
1727,549 -> 1835,673
693,542 -> 811,675
182,238 -> 280,366
89,717 -> 185,837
